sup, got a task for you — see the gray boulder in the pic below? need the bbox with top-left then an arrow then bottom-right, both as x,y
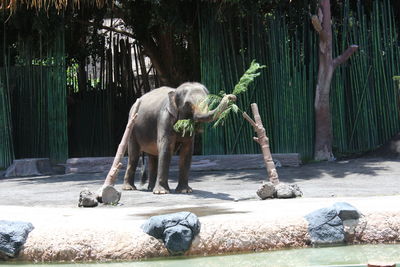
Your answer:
78,189 -> 98,207
333,202 -> 360,221
275,183 -> 293,198
290,184 -> 303,197
257,182 -> 303,200
141,212 -> 200,255
0,220 -> 34,259
305,202 -> 360,246
164,225 -> 194,254
305,208 -> 344,245
256,182 -> 276,199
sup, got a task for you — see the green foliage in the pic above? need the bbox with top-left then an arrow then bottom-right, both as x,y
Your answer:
213,60 -> 265,127
173,119 -> 196,137
232,60 -> 266,95
212,103 -> 240,128
202,93 -> 222,110
173,60 -> 264,135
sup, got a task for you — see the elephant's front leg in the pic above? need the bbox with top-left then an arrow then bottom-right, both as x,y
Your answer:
153,135 -> 175,194
176,139 -> 193,193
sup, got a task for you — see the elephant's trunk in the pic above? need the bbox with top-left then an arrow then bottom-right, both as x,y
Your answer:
193,94 -> 236,123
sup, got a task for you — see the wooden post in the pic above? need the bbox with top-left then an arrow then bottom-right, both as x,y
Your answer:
103,112 -> 138,186
243,103 -> 279,185
99,98 -> 141,204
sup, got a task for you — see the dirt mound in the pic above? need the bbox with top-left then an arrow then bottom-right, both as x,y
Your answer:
367,132 -> 400,159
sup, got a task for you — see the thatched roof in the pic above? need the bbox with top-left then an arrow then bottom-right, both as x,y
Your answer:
0,0 -> 106,13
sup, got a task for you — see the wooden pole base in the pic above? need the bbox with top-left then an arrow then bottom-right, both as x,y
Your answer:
101,185 -> 121,205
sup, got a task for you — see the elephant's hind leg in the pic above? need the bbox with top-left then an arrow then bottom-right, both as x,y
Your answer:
123,137 -> 141,190
147,155 -> 158,191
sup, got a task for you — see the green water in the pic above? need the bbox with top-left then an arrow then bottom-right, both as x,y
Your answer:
1,244 -> 399,267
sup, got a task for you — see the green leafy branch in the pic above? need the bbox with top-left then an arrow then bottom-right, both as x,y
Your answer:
212,60 -> 266,127
173,60 -> 266,136
173,119 -> 196,137
233,60 -> 266,95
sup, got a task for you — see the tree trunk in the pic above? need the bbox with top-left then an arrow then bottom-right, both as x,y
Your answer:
243,104 -> 279,185
103,98 -> 141,186
312,0 -> 358,161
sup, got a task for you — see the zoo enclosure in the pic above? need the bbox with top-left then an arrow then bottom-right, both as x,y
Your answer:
200,0 -> 400,160
1,0 -> 400,169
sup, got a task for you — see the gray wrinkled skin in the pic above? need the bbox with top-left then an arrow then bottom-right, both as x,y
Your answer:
123,82 -> 225,194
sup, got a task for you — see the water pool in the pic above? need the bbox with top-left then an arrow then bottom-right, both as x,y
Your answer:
1,244 -> 399,267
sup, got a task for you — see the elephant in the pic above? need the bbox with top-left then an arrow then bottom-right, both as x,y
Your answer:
123,82 -> 236,194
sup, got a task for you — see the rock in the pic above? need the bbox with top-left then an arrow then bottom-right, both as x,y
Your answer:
275,183 -> 294,198
290,184 -> 303,197
305,207 -> 345,245
256,182 -> 275,199
0,220 -> 34,258
333,202 -> 360,221
258,182 -> 303,200
78,189 -> 98,207
5,158 -> 58,177
305,202 -> 361,246
141,212 -> 200,255
310,221 -> 345,245
164,225 -> 193,255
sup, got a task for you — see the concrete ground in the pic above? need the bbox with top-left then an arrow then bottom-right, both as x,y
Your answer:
0,156 -> 399,208
1,155 -> 400,262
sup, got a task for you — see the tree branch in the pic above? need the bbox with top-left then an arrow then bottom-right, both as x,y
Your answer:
311,8 -> 327,40
333,45 -> 359,68
242,112 -> 257,128
311,15 -> 322,34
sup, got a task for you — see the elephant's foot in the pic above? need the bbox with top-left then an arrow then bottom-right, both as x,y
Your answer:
148,184 -> 155,191
122,183 -> 137,191
175,185 -> 193,193
153,184 -> 170,194
147,179 -> 156,191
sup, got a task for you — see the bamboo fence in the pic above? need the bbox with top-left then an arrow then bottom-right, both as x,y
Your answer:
0,25 -> 68,168
200,0 -> 400,160
67,37 -> 157,157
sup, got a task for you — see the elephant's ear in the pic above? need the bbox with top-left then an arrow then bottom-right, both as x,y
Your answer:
167,91 -> 178,119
